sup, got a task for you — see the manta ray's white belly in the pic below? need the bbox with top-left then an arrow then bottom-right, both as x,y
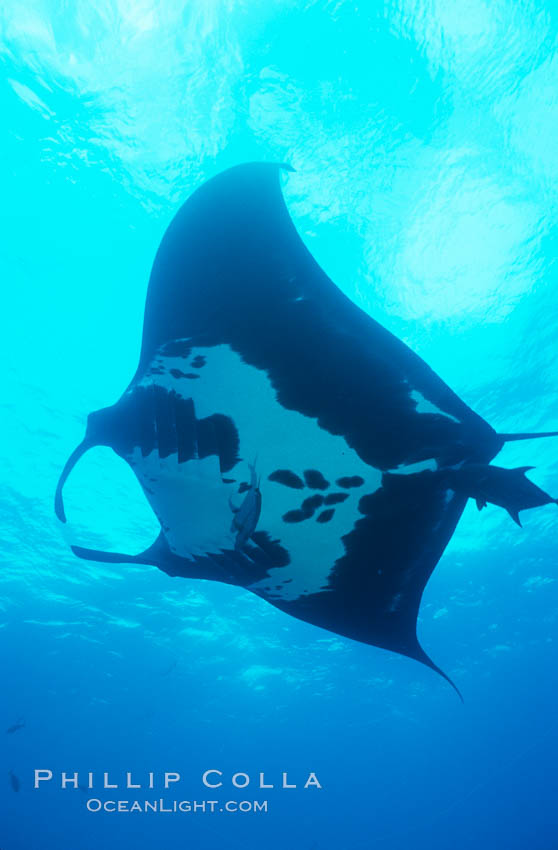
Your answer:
133,343 -> 435,601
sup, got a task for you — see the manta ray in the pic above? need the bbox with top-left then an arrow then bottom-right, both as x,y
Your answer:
55,163 -> 558,695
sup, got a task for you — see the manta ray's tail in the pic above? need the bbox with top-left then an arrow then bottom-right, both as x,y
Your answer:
499,431 -> 558,442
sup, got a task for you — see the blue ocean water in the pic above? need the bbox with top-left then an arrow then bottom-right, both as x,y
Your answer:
2,2 -> 558,848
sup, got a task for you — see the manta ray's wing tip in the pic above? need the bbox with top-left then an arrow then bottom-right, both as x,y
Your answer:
417,647 -> 464,703
429,662 -> 464,703
442,670 -> 464,704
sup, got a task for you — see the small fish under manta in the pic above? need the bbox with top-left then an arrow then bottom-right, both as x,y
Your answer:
55,163 -> 558,698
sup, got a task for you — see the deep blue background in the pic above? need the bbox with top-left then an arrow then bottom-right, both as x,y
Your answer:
2,1 -> 558,847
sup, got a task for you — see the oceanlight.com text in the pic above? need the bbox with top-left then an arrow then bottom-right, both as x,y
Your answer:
85,798 -> 269,814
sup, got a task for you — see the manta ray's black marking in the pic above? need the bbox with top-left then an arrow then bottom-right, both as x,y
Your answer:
337,476 -> 365,489
269,469 -> 305,489
55,162 -> 558,698
325,493 -> 349,506
304,470 -> 330,490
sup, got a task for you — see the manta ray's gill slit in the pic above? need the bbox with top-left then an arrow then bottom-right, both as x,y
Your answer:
175,396 -> 197,464
170,393 -> 182,479
207,414 -> 240,472
153,382 -> 183,461
196,413 -> 216,463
